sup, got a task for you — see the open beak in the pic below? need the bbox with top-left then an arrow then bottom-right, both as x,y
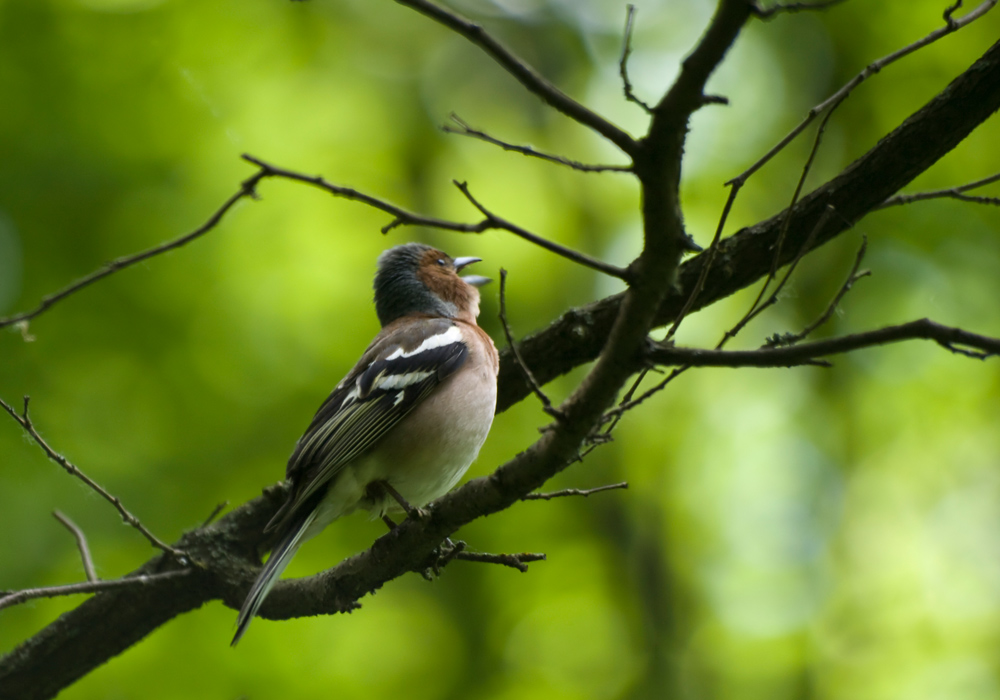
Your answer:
454,256 -> 491,287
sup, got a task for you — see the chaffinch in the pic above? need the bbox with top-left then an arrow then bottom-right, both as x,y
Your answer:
232,242 -> 498,645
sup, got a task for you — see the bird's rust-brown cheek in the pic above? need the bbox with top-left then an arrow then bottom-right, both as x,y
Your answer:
416,255 -> 477,312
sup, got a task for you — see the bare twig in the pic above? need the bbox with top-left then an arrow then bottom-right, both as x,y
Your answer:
0,571 -> 191,612
452,551 -> 546,573
0,397 -> 186,561
752,0 -> 848,18
730,0 -> 997,187
604,317 -> 1000,420
53,511 -> 98,583
453,181 -> 631,280
201,501 -> 229,528
665,182 -> 742,341
619,5 -> 653,112
442,114 -> 632,173
718,204 -> 838,348
395,0 -> 637,154
721,98 -> 844,350
522,482 -> 628,501
878,171 -> 1000,208
767,236 -> 870,347
499,270 -> 562,419
655,318 -> 1000,366
0,171 -> 266,332
242,155 -> 632,280
242,154 -> 485,234
766,102 -> 838,282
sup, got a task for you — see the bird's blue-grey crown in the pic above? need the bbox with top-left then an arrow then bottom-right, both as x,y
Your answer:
374,243 -> 456,326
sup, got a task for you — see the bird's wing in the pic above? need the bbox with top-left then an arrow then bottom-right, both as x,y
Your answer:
265,318 -> 468,532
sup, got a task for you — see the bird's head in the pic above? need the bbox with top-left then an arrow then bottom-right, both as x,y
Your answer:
373,243 -> 491,326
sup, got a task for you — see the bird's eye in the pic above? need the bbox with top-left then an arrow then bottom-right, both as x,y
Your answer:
436,258 -> 447,267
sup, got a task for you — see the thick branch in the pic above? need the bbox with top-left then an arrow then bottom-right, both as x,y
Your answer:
4,14 -> 1000,700
495,37 -> 1000,411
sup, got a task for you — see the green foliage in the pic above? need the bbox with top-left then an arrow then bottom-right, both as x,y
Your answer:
1,1 -> 999,698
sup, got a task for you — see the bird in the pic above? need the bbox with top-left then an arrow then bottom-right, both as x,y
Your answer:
231,242 -> 498,645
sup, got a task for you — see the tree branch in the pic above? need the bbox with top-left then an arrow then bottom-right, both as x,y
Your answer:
0,172 -> 265,332
646,318 -> 1000,368
522,482 -> 629,501
495,36 -> 1000,411
442,114 -> 632,173
4,8 -> 1000,700
0,571 -> 192,612
619,5 -> 653,113
452,181 -> 631,280
394,0 -> 637,154
0,397 -> 186,561
731,0 -> 997,186
878,170 -> 1000,208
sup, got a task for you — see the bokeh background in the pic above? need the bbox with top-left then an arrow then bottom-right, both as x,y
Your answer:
2,0 -> 1000,698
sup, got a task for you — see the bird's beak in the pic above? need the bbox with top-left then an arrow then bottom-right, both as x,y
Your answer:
461,274 -> 492,287
454,256 -> 491,286
453,256 -> 482,271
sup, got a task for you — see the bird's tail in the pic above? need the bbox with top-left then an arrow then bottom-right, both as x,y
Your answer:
231,509 -> 317,646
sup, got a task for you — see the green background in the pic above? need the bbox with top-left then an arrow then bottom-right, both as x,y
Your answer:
2,1 -> 1000,698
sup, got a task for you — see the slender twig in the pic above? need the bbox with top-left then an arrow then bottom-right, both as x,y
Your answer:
0,171 -> 266,331
452,551 -> 546,573
604,205 -> 842,423
498,270 -> 562,420
242,154 -> 485,234
0,570 -> 191,612
730,0 -> 997,187
453,181 -> 631,280
619,5 -> 653,112
878,171 -> 1000,208
242,154 -> 632,281
395,0 -> 637,154
603,317 -> 1000,420
752,0 -> 848,18
724,100 -> 841,348
442,114 -> 632,173
766,102 -> 838,281
522,482 -> 628,501
653,318 -> 1000,366
201,501 -> 229,528
665,182 -> 742,341
718,204 -> 838,348
52,511 -> 98,583
0,397 -> 186,561
768,236 -> 870,347
588,360 -> 661,454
